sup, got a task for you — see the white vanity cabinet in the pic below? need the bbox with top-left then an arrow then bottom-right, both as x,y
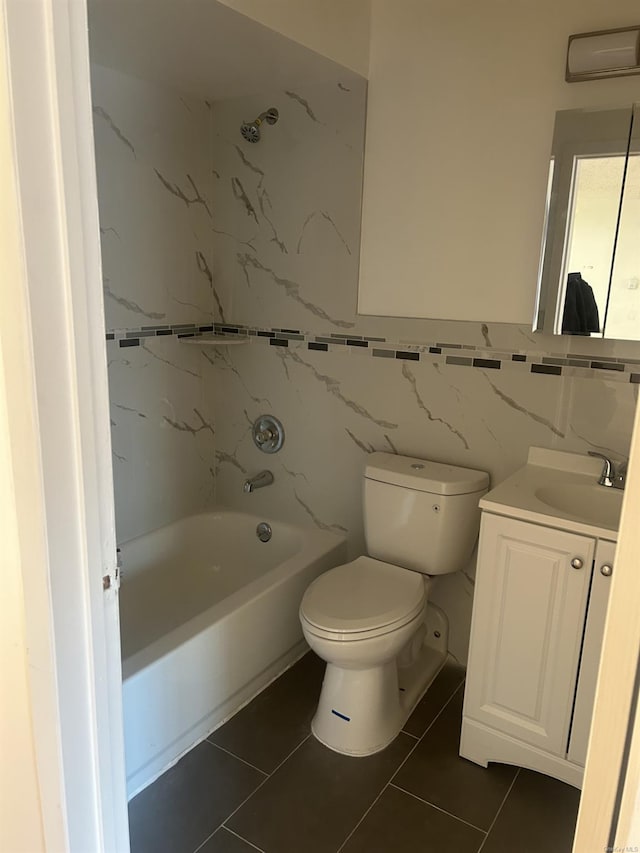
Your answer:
460,512 -> 615,789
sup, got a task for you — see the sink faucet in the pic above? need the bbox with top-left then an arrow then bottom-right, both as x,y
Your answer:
243,470 -> 274,493
588,452 -> 626,489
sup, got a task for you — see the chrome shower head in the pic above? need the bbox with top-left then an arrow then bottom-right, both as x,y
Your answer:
240,107 -> 279,143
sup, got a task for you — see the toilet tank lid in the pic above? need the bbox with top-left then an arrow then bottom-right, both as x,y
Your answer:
365,452 -> 489,496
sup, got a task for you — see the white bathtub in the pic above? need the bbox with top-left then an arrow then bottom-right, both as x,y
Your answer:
119,508 -> 347,797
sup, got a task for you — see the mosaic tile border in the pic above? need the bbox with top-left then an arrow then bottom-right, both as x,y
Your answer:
105,322 -> 640,384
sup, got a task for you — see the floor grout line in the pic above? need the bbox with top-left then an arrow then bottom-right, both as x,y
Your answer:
205,739 -> 269,777
222,825 -> 266,852
193,735 -> 311,853
221,734 -> 312,831
193,823 -> 267,853
335,681 -> 465,852
335,778 -> 389,853
192,829 -> 216,853
476,768 -> 521,853
390,681 -> 466,786
389,782 -> 487,834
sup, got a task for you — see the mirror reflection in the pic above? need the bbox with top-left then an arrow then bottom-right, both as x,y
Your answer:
534,104 -> 640,340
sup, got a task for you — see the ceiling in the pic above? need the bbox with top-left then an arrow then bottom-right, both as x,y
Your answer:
88,0 -> 363,100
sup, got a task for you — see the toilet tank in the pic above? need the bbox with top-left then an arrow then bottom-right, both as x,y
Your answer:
363,453 -> 489,575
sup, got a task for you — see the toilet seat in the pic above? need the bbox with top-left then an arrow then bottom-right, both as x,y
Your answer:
300,556 -> 426,640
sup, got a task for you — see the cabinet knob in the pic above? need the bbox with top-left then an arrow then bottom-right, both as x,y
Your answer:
600,563 -> 613,577
570,557 -> 584,570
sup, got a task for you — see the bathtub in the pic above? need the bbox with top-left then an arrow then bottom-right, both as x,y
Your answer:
119,508 -> 347,797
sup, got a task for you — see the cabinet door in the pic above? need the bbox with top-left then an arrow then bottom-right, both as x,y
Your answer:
464,514 -> 594,756
567,539 -> 616,766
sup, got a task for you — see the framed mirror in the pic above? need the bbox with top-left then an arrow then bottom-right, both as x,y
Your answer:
534,103 -> 640,340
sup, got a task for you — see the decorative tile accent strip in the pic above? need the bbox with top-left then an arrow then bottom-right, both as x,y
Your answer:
472,358 -> 500,370
316,336 -> 345,345
591,361 -> 625,371
531,364 -> 562,376
104,321 -> 640,382
127,330 -> 155,338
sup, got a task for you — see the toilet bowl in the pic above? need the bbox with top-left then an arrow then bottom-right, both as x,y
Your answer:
299,452 -> 489,756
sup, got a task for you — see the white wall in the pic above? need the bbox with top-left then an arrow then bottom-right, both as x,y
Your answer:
0,12 -> 46,844
359,0 -> 640,323
217,0 -> 371,77
0,328 -> 46,853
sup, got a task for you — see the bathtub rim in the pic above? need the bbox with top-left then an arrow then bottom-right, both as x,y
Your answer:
120,510 -> 346,680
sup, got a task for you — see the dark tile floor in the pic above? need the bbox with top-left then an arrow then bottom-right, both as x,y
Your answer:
128,653 -> 581,853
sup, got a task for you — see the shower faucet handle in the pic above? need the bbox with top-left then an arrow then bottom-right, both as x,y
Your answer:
252,415 -> 284,453
255,427 -> 276,446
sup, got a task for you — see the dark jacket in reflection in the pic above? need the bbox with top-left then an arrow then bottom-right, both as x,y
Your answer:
562,273 -> 600,336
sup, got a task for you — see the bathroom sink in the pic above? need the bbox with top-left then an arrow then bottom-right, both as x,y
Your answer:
535,483 -> 623,529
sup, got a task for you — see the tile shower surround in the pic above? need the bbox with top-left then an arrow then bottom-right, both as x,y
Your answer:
106,321 -> 640,383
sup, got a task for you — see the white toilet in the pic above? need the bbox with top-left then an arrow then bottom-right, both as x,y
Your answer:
299,452 -> 489,756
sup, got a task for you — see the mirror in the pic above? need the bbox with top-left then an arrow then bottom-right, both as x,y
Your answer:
534,104 -> 640,340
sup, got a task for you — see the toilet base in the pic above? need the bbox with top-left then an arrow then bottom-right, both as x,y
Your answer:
311,604 -> 448,756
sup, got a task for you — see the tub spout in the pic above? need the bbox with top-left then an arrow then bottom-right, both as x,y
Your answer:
243,470 -> 274,493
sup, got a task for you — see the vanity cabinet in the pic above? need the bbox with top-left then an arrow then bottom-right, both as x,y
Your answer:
460,512 -> 615,788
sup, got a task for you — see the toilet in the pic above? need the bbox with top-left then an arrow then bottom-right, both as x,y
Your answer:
299,452 -> 489,756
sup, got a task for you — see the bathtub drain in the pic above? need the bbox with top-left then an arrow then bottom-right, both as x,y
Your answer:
256,522 -> 272,543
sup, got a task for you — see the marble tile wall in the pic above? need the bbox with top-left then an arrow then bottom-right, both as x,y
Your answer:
209,81 -> 365,328
208,80 -> 640,662
92,65 -> 216,543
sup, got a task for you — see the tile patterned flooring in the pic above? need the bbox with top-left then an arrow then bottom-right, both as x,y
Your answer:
128,654 -> 580,853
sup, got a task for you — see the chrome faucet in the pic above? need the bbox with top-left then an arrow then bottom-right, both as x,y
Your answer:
588,452 -> 626,489
243,470 -> 274,493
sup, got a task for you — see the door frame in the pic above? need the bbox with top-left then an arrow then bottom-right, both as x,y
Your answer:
2,0 -> 128,850
574,394 -> 640,850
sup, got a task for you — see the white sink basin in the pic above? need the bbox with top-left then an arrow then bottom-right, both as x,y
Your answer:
535,483 -> 623,529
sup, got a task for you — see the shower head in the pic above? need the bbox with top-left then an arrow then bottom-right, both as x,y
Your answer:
240,107 -> 279,143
